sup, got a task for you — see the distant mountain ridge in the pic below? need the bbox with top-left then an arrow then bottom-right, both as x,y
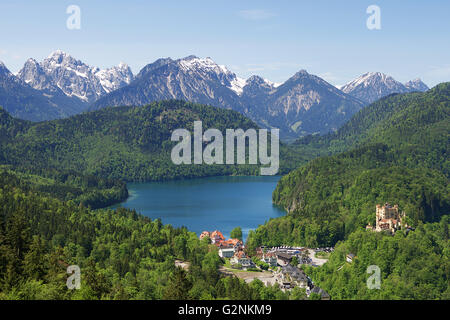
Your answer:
1,52 -> 430,139
0,60 -> 81,121
91,56 -> 366,139
341,72 -> 429,104
0,51 -> 134,121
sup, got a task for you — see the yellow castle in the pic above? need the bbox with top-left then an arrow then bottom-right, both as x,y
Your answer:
366,203 -> 407,234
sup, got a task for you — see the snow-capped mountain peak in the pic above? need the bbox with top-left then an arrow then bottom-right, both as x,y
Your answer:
404,78 -> 429,92
48,49 -> 68,58
344,72 -> 398,89
18,50 -> 134,102
176,55 -> 246,95
229,76 -> 247,95
341,72 -> 410,104
0,61 -> 15,80
95,63 -> 134,93
244,75 -> 278,88
17,58 -> 51,89
178,55 -> 232,77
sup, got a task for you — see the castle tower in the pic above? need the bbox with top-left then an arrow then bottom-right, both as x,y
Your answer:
374,203 -> 404,234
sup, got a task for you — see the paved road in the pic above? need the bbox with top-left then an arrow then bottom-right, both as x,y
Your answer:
307,249 -> 328,266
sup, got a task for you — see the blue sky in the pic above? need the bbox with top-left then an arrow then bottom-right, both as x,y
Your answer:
0,0 -> 449,87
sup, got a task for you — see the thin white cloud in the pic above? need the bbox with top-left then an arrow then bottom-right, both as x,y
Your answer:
238,9 -> 276,21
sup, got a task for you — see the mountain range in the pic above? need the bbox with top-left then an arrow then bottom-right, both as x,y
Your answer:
0,51 -> 133,121
340,72 -> 429,104
91,56 -> 366,138
0,51 -> 429,138
0,60 -> 80,121
18,50 -> 134,104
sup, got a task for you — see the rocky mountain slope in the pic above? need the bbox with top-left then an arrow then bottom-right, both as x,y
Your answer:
18,50 -> 134,104
341,72 -> 429,104
0,60 -> 81,121
1,52 -> 429,139
92,56 -> 365,139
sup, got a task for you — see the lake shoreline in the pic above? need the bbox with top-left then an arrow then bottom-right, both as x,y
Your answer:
111,175 -> 286,241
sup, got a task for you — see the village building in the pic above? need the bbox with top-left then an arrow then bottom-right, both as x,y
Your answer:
280,265 -> 310,289
276,252 -> 292,267
199,230 -> 242,248
310,286 -> 330,300
210,230 -> 225,244
218,247 -> 235,258
220,238 -> 243,249
254,246 -> 264,259
231,251 -> 254,269
261,252 -> 277,267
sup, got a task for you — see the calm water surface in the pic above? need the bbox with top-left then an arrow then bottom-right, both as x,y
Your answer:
114,176 -> 286,240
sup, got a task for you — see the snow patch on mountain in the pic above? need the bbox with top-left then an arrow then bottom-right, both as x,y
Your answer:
229,76 -> 247,95
95,62 -> 134,93
341,72 -> 410,104
18,50 -> 134,103
404,78 -> 429,92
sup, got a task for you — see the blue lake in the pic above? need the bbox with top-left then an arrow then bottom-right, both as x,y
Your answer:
114,176 -> 286,240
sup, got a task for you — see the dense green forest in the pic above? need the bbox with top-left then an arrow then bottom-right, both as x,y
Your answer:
0,100 -> 301,182
0,169 -> 303,300
305,219 -> 449,299
0,165 -> 128,209
247,148 -> 449,248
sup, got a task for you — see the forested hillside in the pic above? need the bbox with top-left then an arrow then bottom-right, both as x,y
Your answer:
288,82 -> 449,173
247,83 -> 450,247
248,145 -> 449,248
0,166 -> 128,209
0,100 -> 266,182
306,219 -> 449,299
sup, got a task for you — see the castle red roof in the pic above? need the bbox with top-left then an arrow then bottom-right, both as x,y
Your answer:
211,230 -> 225,240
